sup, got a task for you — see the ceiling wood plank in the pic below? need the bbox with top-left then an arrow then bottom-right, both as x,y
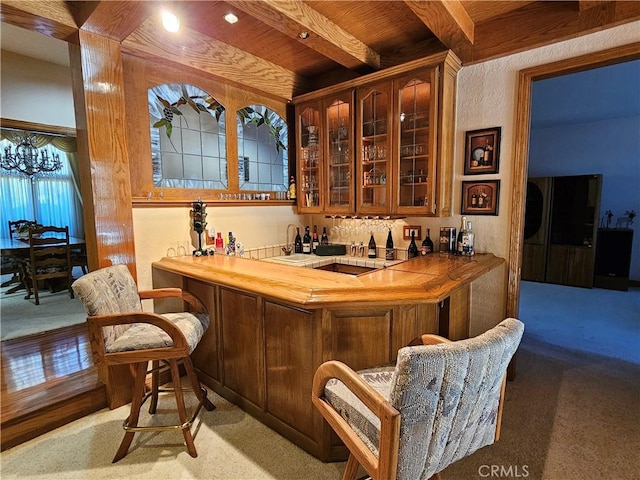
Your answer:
122,19 -> 307,101
404,0 -> 474,60
0,0 -> 77,40
230,0 -> 380,70
76,0 -> 151,41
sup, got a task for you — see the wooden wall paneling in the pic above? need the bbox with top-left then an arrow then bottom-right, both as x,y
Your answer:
187,279 -> 221,383
220,287 -> 264,408
444,285 -> 470,341
264,302 -> 315,438
69,30 -> 137,274
522,243 -> 546,282
325,307 -> 392,371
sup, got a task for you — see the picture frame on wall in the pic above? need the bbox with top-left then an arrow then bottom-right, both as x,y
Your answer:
464,127 -> 501,175
461,180 -> 500,216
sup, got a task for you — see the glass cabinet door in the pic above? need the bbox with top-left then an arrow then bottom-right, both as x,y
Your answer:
324,92 -> 354,214
395,69 -> 437,214
357,83 -> 391,214
297,102 -> 322,212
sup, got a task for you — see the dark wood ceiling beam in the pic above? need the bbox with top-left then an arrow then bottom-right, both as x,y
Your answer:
404,0 -> 474,61
75,0 -> 151,41
122,19 -> 307,101
0,0 -> 77,40
229,0 -> 380,70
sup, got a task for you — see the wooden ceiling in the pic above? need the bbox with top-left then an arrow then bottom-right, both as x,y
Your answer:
1,0 -> 639,100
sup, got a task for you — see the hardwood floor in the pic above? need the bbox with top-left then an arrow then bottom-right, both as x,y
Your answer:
1,323 -> 107,451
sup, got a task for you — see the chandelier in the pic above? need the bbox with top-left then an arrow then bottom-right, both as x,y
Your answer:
1,132 -> 62,178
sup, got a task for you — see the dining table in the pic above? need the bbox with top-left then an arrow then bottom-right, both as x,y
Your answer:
0,236 -> 86,295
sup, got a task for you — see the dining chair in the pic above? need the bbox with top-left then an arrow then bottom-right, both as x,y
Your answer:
312,318 -> 524,480
1,220 -> 39,292
71,264 -> 215,462
24,225 -> 74,305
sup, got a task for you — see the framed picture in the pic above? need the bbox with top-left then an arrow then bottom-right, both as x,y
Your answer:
461,180 -> 500,215
464,127 -> 501,175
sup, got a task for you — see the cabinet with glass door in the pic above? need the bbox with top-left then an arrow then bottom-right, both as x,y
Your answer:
296,101 -> 323,212
357,83 -> 391,214
323,92 -> 354,214
393,69 -> 438,215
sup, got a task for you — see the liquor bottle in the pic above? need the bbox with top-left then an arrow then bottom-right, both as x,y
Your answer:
294,227 -> 303,253
215,231 -> 224,253
288,176 -> 296,200
302,226 -> 312,254
456,217 -> 467,255
312,225 -> 319,253
321,227 -> 329,245
408,231 -> 419,258
368,232 -> 377,258
464,221 -> 475,256
385,228 -> 395,260
421,228 -> 434,255
227,231 -> 236,256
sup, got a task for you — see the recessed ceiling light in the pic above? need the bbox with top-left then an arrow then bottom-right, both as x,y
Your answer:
298,31 -> 309,40
224,13 -> 238,24
161,10 -> 180,32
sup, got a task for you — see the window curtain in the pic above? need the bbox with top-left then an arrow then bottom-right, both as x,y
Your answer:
1,129 -> 84,239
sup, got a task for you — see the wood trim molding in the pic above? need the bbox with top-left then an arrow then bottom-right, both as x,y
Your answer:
506,42 -> 640,318
0,118 -> 76,137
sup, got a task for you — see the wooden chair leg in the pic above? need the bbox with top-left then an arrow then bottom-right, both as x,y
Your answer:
149,360 -> 160,414
169,359 -> 197,458
113,362 -> 148,463
183,356 -> 215,411
342,453 -> 361,480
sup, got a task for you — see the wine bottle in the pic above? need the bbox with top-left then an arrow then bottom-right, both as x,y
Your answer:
385,228 -> 394,260
294,227 -> 303,253
321,226 -> 329,245
421,228 -> 434,255
456,217 -> 466,255
302,226 -> 312,254
464,221 -> 475,256
408,231 -> 419,258
368,232 -> 377,258
312,225 -> 319,253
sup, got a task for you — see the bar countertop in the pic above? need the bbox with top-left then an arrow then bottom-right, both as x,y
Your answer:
152,252 -> 504,308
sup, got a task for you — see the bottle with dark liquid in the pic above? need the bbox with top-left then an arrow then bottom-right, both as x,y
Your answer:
303,226 -> 311,254
294,227 -> 303,253
321,226 -> 329,245
312,225 -> 319,253
368,232 -> 377,258
385,228 -> 394,260
408,231 -> 419,258
421,228 -> 434,255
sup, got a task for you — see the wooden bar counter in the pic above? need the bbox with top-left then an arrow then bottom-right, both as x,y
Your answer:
152,252 -> 504,461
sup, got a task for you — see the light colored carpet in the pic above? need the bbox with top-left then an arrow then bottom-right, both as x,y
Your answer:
0,283 -> 87,340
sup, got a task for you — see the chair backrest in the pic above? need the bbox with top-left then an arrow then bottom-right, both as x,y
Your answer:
28,225 -> 72,279
9,219 -> 39,239
389,318 -> 524,480
71,264 -> 143,347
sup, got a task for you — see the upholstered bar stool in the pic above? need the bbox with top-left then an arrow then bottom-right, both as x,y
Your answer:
72,264 -> 215,462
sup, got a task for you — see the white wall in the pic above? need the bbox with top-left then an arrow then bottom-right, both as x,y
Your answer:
0,50 -> 75,128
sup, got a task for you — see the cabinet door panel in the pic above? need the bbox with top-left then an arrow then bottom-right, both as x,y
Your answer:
297,102 -> 323,212
324,92 -> 354,214
220,288 -> 263,407
264,302 -> 316,438
394,69 -> 437,215
357,83 -> 391,214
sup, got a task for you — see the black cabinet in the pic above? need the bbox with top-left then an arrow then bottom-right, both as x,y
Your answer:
594,228 -> 634,291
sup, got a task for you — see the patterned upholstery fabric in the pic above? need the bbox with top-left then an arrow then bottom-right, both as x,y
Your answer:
324,318 -> 524,480
72,264 -> 209,354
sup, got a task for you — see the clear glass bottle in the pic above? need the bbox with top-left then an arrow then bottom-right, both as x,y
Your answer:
464,220 -> 475,256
